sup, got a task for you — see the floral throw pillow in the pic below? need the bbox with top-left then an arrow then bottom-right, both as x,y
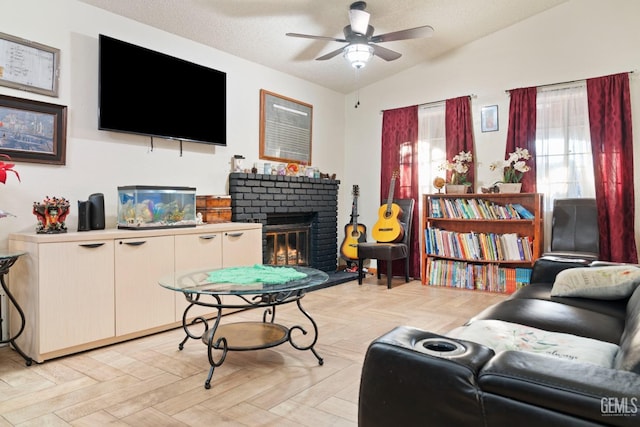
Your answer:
447,319 -> 619,367
551,266 -> 640,299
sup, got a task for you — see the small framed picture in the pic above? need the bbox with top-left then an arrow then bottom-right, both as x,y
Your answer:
0,32 -> 60,97
0,94 -> 67,165
481,105 -> 498,132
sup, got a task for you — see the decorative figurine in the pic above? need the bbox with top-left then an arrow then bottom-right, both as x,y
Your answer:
33,196 -> 70,234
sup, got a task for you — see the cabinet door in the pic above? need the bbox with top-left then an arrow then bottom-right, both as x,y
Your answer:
222,228 -> 262,267
115,235 -> 175,336
174,232 -> 223,319
175,232 -> 223,271
39,240 -> 115,353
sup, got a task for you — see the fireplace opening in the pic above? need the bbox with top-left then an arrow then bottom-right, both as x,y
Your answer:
229,173 -> 339,272
265,213 -> 313,266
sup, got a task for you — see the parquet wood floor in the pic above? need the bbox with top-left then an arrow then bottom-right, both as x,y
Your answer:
0,277 -> 507,426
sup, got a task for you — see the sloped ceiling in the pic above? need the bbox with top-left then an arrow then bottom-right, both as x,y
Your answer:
80,0 -> 567,93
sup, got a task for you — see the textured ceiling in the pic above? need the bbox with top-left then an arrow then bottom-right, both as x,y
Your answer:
80,0 -> 567,93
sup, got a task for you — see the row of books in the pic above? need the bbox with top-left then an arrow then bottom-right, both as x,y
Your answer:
425,227 -> 534,261
430,197 -> 534,220
425,258 -> 532,293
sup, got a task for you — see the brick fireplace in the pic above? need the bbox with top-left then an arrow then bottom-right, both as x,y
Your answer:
228,172 -> 340,272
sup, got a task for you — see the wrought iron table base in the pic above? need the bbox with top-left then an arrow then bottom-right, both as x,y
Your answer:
0,254 -> 33,366
178,291 -> 323,389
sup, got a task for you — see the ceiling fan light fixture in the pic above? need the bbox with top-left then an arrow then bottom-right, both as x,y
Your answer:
344,43 -> 374,69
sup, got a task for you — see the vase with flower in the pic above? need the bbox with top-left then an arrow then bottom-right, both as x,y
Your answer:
440,151 -> 473,194
489,147 -> 531,193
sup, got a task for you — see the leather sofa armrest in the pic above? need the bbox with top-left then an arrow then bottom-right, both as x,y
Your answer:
479,351 -> 640,427
529,256 -> 592,284
358,326 -> 494,427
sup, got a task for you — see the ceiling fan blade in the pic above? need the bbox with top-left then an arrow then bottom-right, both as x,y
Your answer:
349,8 -> 370,35
370,25 -> 434,43
371,44 -> 402,61
286,32 -> 347,43
316,47 -> 347,61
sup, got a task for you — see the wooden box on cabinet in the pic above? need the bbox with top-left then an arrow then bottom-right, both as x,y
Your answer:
421,193 -> 543,293
196,195 -> 232,223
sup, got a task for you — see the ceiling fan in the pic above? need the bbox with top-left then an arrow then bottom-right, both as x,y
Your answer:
286,1 -> 434,69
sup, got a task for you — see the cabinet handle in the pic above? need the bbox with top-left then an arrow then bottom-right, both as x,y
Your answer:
199,235 -> 218,240
226,232 -> 243,237
79,243 -> 105,249
121,241 -> 146,246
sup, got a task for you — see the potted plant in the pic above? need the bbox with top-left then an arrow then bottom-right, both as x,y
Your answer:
489,147 -> 531,192
440,151 -> 473,194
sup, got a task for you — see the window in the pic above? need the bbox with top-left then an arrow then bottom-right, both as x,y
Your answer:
535,83 -> 595,249
417,102 -> 446,199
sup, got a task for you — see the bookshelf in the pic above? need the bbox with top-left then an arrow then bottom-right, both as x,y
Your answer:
421,193 -> 543,294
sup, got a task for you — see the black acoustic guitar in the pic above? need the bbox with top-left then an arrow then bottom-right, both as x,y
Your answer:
340,185 -> 367,260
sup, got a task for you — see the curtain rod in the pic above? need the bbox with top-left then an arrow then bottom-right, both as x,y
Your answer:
505,70 -> 636,93
380,94 -> 476,114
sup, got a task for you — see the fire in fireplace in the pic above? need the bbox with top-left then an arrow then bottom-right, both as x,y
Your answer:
265,213 -> 313,266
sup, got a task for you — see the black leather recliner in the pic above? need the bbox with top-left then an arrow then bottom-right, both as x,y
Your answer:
358,257 -> 640,427
543,198 -> 600,261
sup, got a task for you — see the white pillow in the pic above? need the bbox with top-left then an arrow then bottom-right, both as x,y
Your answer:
550,266 -> 640,299
447,319 -> 619,368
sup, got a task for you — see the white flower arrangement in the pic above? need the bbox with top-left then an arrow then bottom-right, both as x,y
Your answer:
489,147 -> 531,183
439,151 -> 472,185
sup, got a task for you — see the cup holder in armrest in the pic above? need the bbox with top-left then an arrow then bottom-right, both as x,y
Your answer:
415,337 -> 466,357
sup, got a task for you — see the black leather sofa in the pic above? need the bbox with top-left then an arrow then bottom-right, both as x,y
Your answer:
358,257 -> 640,427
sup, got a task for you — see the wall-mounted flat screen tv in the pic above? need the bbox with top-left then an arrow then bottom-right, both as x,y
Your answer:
98,34 -> 226,146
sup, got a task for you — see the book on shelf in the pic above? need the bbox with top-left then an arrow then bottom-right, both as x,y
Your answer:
425,227 -> 533,262
431,197 -> 533,220
426,258 -> 532,294
511,203 -> 535,219
431,198 -> 443,218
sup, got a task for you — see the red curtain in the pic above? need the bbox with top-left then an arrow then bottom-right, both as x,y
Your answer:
445,96 -> 475,188
380,105 -> 420,279
587,73 -> 637,263
505,87 -> 537,193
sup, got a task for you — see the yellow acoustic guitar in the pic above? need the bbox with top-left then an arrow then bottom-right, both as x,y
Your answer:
340,185 -> 367,260
372,170 -> 405,243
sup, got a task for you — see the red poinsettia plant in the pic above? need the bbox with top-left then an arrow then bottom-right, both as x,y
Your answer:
0,154 -> 20,184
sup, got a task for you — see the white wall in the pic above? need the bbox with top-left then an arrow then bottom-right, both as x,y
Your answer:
0,0 -> 345,245
1,0 -> 638,258
344,0 -> 640,254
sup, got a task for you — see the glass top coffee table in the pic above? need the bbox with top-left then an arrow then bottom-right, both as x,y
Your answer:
159,265 -> 328,389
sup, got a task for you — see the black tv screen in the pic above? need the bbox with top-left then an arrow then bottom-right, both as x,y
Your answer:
98,34 -> 226,146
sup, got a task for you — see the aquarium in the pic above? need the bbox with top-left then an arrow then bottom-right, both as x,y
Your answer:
117,186 -> 197,229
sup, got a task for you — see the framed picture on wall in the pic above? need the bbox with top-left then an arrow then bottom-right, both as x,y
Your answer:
0,94 -> 67,165
259,89 -> 313,165
481,105 -> 499,132
0,32 -> 60,97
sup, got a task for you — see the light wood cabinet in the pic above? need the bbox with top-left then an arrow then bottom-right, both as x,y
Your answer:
38,240 -> 115,353
174,232 -> 224,320
221,228 -> 263,267
115,235 -> 175,336
8,223 -> 262,362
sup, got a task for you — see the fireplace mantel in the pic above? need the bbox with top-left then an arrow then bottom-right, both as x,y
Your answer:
228,173 -> 340,272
